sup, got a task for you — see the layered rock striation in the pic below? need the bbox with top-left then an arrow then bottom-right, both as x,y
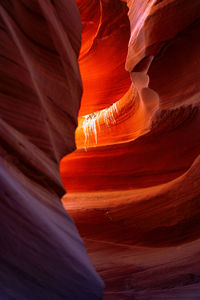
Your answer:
0,1 -> 104,299
61,0 -> 200,298
1,0 -> 200,299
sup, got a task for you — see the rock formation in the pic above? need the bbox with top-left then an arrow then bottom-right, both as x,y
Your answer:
61,0 -> 200,298
0,1 -> 103,299
1,0 -> 200,299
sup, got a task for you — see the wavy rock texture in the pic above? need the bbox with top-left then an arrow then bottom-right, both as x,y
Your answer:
0,1 -> 104,299
61,0 -> 200,298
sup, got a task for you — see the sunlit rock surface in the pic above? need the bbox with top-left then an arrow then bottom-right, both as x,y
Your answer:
1,0 -> 200,298
77,0 -> 131,116
0,1 -> 104,299
61,0 -> 200,298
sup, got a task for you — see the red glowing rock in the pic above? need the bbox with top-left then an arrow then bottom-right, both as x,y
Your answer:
77,0 -> 131,116
1,0 -> 200,298
60,0 -> 200,298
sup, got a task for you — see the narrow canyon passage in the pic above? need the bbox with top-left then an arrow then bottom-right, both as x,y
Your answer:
60,0 -> 200,298
1,0 -> 200,299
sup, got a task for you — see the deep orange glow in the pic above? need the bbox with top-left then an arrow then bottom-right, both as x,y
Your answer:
77,0 -> 131,116
59,0 -> 200,250
59,0 -> 200,296
73,1 -> 160,150
60,0 -> 160,187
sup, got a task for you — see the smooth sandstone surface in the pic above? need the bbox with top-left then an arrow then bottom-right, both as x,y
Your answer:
1,0 -> 200,299
0,1 -> 104,299
61,0 -> 200,298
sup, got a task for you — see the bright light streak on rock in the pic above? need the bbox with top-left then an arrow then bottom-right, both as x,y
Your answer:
81,102 -> 119,146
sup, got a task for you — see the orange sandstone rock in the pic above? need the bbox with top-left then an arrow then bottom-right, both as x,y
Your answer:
60,0 -> 200,298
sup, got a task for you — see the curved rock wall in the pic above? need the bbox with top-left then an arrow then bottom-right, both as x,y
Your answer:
1,0 -> 200,298
61,0 -> 200,298
0,1 -> 104,299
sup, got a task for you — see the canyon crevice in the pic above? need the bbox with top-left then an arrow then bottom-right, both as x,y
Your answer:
1,0 -> 200,299
61,0 -> 200,299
